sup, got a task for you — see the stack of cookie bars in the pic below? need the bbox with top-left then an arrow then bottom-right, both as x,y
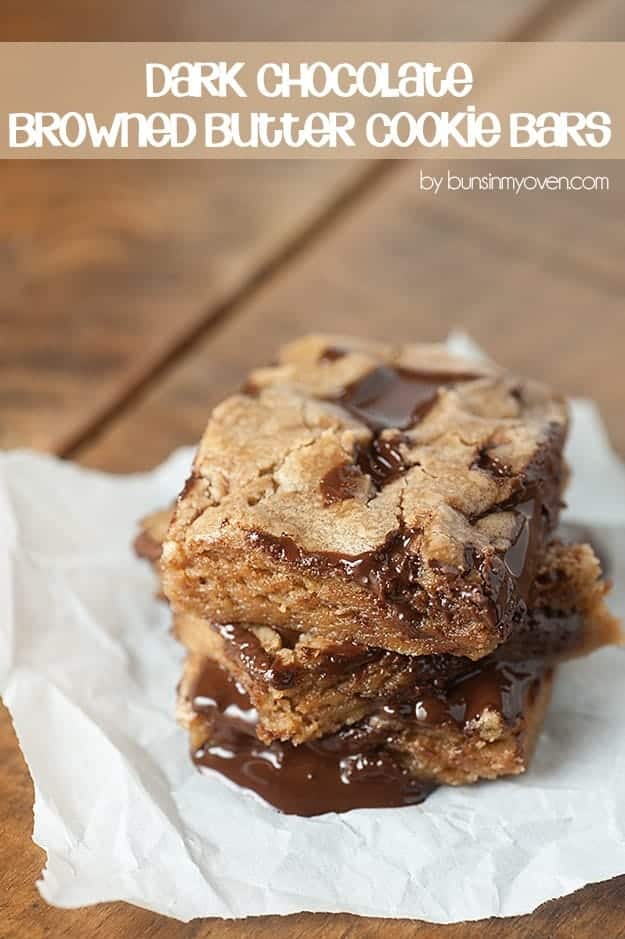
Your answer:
136,335 -> 619,814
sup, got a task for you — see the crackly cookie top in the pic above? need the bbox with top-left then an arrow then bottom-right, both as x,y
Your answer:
164,334 -> 568,607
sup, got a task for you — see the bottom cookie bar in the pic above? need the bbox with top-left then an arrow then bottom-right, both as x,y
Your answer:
177,653 -> 554,816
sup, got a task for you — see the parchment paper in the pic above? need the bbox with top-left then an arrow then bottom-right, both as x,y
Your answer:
1,336 -> 624,922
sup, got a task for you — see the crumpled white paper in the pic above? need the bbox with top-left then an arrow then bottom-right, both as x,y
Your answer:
1,336 -> 625,923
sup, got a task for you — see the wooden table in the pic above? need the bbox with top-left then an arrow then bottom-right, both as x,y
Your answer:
2,2 -> 625,936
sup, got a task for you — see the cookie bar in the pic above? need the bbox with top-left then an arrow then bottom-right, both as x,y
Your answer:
173,541 -> 618,743
161,335 -> 568,658
135,510 -> 618,744
177,653 -> 555,815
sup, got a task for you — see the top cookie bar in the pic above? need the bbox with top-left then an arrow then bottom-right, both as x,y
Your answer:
162,335 -> 568,658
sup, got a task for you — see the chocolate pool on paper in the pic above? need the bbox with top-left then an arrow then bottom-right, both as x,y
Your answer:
188,657 -> 545,816
190,659 -> 435,815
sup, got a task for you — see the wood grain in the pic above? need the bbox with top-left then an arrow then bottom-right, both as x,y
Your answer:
419,0 -> 625,288
79,0 -> 625,472
1,0 -> 558,42
79,159 -> 625,472
417,157 -> 625,288
0,159 -> 378,453
0,0 -> 571,455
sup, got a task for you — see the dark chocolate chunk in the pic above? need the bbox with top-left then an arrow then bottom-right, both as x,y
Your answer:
336,365 -> 479,433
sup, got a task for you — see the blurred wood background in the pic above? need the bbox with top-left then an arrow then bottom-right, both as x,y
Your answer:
1,2 -> 625,937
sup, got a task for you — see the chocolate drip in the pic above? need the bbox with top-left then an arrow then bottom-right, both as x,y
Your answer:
247,493 -> 558,636
218,623 -> 298,689
215,599 -> 580,711
248,516 -> 545,633
465,491 -> 544,626
382,659 -> 546,728
313,642 -> 383,679
471,421 -> 568,608
217,623 -> 383,690
446,659 -> 545,725
193,573 -> 580,772
319,365 -> 478,499
468,485 -> 551,624
473,447 -> 513,479
191,660 -> 435,815
504,498 -> 536,584
320,435 -> 409,506
190,657 -> 547,814
248,528 -> 426,625
356,434 -> 409,488
336,365 -> 479,433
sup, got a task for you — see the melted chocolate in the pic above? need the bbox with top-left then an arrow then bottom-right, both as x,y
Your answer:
468,488 -> 548,623
336,365 -> 478,433
446,659 -> 545,725
313,642 -> 383,679
320,462 -> 364,505
217,623 -> 275,682
482,557 -> 519,635
473,446 -> 513,479
247,506 -> 558,639
319,364 -> 476,500
217,623 -> 383,690
275,625 -> 300,648
471,421 -> 568,606
215,600 -> 580,707
503,498 -> 537,592
356,434 -> 409,488
191,660 -> 435,815
505,608 -> 583,660
320,435 -> 409,506
383,658 -> 546,728
248,528 -> 427,625
218,623 -> 298,689
464,423 -> 567,621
